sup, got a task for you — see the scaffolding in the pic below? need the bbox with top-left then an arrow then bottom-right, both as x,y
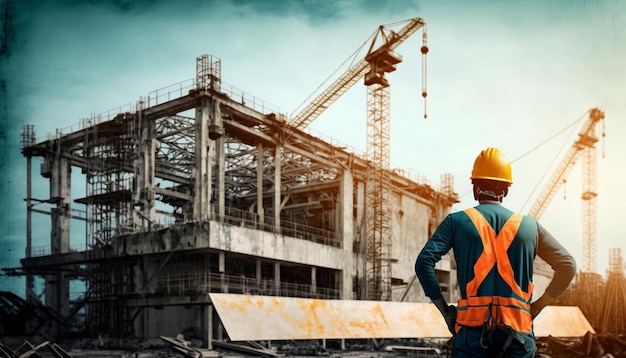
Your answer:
597,248 -> 626,333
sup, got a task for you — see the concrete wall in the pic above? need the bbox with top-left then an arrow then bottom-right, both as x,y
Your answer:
389,190 -> 456,302
140,306 -> 203,338
211,223 -> 355,270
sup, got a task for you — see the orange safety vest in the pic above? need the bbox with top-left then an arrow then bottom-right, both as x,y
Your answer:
455,208 -> 534,333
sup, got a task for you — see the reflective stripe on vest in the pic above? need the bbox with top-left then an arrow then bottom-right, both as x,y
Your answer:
456,208 -> 534,333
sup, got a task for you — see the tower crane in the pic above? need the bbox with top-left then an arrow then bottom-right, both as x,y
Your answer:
288,18 -> 428,301
528,107 -> 605,274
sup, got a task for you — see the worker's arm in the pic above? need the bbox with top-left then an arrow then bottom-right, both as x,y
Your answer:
415,215 -> 455,333
532,222 -> 577,318
415,214 -> 454,300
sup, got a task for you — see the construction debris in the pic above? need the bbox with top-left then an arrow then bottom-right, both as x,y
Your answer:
538,332 -> 626,358
159,336 -> 218,358
211,341 -> 280,357
0,342 -> 18,358
5,339 -> 74,358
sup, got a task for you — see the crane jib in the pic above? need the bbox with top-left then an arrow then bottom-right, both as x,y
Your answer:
288,18 -> 426,130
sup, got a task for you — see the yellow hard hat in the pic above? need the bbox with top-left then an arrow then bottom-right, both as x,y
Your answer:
470,147 -> 513,184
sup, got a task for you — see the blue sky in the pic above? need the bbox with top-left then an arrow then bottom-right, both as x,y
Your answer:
1,0 -> 625,295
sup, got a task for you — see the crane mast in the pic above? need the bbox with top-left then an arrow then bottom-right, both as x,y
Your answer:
528,107 -> 605,273
288,18 -> 427,300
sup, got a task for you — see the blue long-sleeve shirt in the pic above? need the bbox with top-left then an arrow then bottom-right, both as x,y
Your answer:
415,203 -> 576,302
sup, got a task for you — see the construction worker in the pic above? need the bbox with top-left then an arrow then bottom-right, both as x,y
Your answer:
415,147 -> 577,357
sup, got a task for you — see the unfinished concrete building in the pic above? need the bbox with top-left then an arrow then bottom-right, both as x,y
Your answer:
14,53 -> 460,342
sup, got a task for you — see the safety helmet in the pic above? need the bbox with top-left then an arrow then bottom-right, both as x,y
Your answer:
470,147 -> 513,184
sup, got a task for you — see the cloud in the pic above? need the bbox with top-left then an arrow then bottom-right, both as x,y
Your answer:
228,0 -> 420,24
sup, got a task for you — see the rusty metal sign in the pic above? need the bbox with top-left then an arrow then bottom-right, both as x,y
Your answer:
209,294 -> 593,341
533,305 -> 595,337
209,293 -> 451,341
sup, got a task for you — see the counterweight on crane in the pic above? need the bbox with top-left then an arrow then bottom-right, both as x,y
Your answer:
528,107 -> 605,273
288,18 -> 427,300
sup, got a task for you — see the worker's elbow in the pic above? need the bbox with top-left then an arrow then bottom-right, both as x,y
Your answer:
557,255 -> 577,284
414,257 -> 422,277
567,255 -> 577,278
414,254 -> 431,278
569,255 -> 577,270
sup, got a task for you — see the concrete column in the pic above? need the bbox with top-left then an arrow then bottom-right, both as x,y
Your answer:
356,181 -> 367,300
46,151 -> 71,327
273,145 -> 282,232
25,156 -> 36,305
339,169 -> 354,250
212,99 -> 225,221
201,304 -> 214,349
256,143 -> 264,226
142,308 -> 147,339
49,153 -> 71,254
208,305 -> 214,349
194,97 -> 212,221
134,106 -> 156,228
216,134 -> 225,220
219,252 -> 226,292
311,267 -> 317,297
356,181 -> 365,250
256,259 -> 262,286
274,262 -> 281,296
339,170 -> 354,300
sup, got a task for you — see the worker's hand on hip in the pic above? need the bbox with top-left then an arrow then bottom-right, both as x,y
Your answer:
530,300 -> 546,319
531,293 -> 555,319
443,304 -> 457,335
432,298 -> 457,335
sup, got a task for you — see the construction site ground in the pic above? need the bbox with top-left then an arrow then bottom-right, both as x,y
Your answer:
3,334 -> 626,358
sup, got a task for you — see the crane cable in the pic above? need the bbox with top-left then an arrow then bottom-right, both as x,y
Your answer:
454,110 -> 590,207
517,111 -> 588,213
421,26 -> 428,119
289,29 -> 377,120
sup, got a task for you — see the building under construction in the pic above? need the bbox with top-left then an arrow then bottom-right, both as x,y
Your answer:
12,44 -> 465,342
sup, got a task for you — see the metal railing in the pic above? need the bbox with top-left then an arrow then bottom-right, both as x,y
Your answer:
31,245 -> 51,257
219,205 -> 341,248
218,81 -> 282,116
30,244 -> 87,257
146,79 -> 195,107
45,103 -> 135,142
152,271 -> 340,299
305,126 -> 365,159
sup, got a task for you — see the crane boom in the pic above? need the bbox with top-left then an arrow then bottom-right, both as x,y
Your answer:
287,18 -> 426,130
528,108 -> 605,220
